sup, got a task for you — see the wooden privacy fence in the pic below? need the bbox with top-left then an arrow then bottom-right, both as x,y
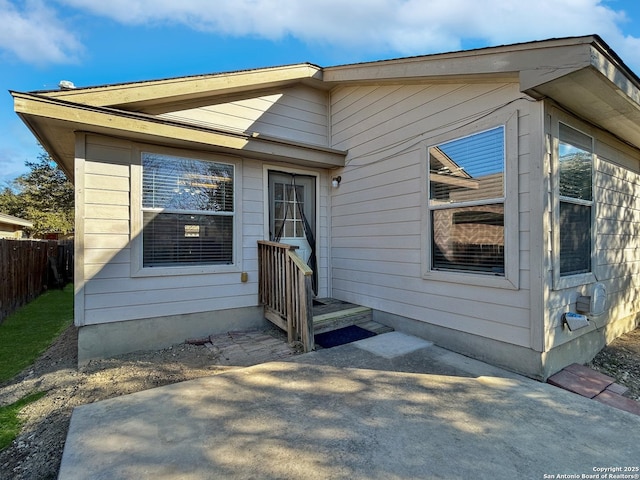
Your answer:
258,240 -> 314,352
0,239 -> 73,323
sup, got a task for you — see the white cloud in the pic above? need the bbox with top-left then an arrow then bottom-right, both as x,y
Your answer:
52,0 -> 640,71
4,0 -> 640,72
0,0 -> 83,65
56,0 -> 636,51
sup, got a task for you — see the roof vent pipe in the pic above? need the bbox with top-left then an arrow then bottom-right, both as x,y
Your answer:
58,80 -> 76,90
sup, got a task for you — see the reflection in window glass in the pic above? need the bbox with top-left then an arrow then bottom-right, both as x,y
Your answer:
558,124 -> 593,276
559,124 -> 592,201
431,205 -> 505,274
428,127 -> 506,275
142,153 -> 233,212
430,126 -> 504,204
141,153 -> 234,267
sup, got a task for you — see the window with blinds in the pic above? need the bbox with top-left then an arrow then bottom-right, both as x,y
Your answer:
141,152 -> 234,267
428,126 -> 505,275
558,123 -> 593,276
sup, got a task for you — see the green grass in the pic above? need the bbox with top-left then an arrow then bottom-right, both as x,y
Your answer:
0,283 -> 73,383
0,391 -> 47,450
0,284 -> 73,452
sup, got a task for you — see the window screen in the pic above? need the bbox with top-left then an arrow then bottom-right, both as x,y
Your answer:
141,153 -> 234,267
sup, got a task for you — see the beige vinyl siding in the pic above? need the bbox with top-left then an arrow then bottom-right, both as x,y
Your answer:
78,135 -> 266,326
334,84 -> 516,158
242,159 -> 265,278
596,151 -> 640,319
79,134 -> 331,327
81,136 -> 133,325
158,85 -> 329,147
330,82 -> 533,348
545,114 -> 640,350
82,138 -> 131,294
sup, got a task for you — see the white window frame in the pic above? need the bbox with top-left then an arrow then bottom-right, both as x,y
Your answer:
422,111 -> 519,289
131,146 -> 242,277
551,115 -> 596,290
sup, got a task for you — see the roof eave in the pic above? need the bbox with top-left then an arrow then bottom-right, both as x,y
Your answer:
12,92 -> 346,182
0,213 -> 33,228
521,40 -> 640,149
322,35 -> 598,85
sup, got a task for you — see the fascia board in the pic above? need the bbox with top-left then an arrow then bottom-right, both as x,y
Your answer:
323,39 -> 597,86
588,44 -> 640,105
519,42 -> 640,99
38,64 -> 324,108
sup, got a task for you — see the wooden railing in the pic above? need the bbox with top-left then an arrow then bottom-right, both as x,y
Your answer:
257,240 -> 314,352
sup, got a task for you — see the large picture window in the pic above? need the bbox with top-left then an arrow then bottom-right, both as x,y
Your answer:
558,123 -> 593,276
428,126 -> 505,275
141,152 -> 234,267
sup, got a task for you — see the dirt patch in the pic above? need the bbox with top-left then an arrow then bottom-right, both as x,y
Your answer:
588,326 -> 640,401
0,324 -> 298,480
1,324 -> 639,479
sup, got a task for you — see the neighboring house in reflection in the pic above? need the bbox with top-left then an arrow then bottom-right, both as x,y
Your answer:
12,35 -> 640,379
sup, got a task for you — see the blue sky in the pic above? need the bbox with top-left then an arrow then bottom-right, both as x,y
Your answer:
2,0 -> 640,184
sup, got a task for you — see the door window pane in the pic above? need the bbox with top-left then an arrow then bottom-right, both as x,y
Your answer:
273,183 -> 306,239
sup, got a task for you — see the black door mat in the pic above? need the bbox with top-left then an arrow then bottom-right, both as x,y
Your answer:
314,325 -> 377,349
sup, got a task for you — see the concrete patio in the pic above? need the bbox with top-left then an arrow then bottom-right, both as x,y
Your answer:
58,332 -> 640,479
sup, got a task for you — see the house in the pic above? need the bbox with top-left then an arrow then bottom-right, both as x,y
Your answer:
12,35 -> 640,379
0,213 -> 32,238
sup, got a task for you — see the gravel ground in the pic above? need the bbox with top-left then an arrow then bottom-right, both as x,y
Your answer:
588,326 -> 640,401
0,324 -> 639,479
